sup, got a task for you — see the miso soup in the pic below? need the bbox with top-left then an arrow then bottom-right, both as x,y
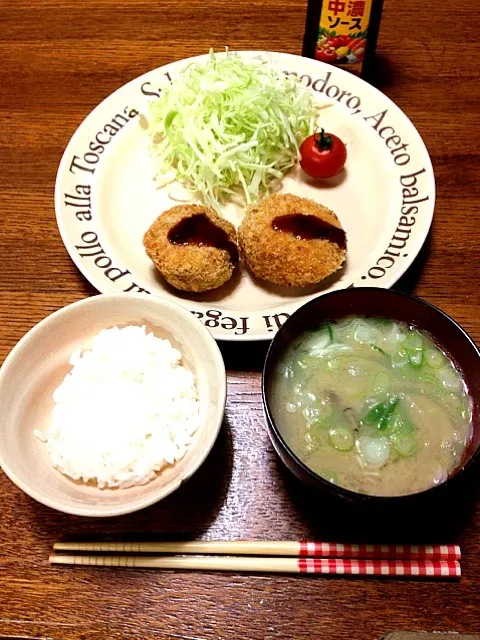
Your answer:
271,317 -> 472,497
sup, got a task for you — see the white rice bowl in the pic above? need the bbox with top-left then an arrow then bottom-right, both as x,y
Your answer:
40,325 -> 201,489
0,294 -> 226,516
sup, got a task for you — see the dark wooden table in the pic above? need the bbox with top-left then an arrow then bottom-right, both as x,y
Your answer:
1,1 -> 480,638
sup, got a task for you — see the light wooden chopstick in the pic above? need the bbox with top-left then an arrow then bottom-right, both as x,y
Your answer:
53,540 -> 461,561
49,554 -> 461,578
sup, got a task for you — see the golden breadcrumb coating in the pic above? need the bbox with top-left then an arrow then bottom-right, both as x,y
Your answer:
143,204 -> 238,292
238,194 -> 346,287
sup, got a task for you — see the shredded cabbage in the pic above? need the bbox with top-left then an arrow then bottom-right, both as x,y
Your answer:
146,50 -> 315,213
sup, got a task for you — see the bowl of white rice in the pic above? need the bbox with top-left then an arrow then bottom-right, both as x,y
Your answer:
0,293 -> 226,516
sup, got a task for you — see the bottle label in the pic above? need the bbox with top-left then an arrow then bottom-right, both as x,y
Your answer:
315,0 -> 372,74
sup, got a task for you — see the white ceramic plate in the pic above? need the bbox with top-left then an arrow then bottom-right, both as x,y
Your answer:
55,51 -> 435,341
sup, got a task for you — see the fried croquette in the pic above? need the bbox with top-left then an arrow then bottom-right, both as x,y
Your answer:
143,204 -> 239,292
238,194 -> 346,287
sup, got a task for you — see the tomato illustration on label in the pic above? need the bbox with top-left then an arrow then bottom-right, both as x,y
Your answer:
315,28 -> 368,71
316,47 -> 337,63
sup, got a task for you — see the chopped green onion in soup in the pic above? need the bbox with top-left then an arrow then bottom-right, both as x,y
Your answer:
329,426 -> 355,451
271,316 -> 472,497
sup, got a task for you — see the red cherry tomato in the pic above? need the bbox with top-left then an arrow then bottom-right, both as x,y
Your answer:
299,129 -> 347,179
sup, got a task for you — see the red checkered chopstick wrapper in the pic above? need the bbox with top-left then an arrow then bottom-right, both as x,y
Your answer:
299,542 -> 461,561
297,557 -> 461,578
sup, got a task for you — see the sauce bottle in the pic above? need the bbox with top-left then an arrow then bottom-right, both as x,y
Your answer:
302,0 -> 384,77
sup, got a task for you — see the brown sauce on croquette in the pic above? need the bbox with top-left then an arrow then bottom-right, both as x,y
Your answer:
168,213 -> 239,263
272,214 -> 346,249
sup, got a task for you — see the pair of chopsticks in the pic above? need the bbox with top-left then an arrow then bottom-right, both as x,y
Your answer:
50,540 -> 461,579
